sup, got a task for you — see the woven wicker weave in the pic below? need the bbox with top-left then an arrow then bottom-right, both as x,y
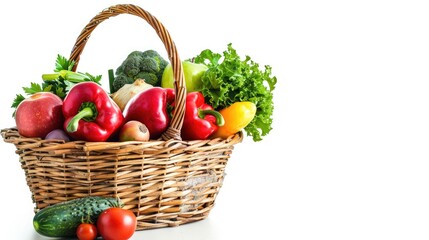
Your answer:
1,4 -> 243,230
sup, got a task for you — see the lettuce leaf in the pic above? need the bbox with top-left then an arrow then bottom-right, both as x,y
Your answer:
194,43 -> 277,141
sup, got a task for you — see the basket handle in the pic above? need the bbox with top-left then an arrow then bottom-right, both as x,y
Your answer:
68,4 -> 186,141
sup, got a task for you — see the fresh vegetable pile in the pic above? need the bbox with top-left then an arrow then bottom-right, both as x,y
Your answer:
33,196 -> 137,240
10,43 -> 276,238
12,44 -> 276,143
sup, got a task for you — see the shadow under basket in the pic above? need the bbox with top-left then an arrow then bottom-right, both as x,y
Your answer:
2,4 -> 244,230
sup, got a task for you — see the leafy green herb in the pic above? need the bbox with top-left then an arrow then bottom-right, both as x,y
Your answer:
11,54 -> 102,117
55,54 -> 75,72
10,94 -> 25,109
193,43 -> 277,142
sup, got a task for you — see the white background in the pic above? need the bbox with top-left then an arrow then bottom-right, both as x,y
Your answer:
1,0 -> 429,239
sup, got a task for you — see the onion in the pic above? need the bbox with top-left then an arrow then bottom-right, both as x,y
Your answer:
45,129 -> 70,142
111,79 -> 153,111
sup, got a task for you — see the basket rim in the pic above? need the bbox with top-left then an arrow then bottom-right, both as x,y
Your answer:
1,127 -> 243,152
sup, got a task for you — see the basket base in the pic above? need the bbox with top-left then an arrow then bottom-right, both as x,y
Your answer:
1,127 -> 243,230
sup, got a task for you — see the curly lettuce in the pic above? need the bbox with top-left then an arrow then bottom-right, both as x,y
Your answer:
193,43 -> 277,141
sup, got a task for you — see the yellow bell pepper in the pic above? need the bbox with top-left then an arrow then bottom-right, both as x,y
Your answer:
211,101 -> 256,139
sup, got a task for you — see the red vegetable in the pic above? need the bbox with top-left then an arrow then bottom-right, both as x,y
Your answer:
15,92 -> 64,138
63,82 -> 124,142
76,223 -> 97,240
181,92 -> 224,140
97,208 -> 137,240
123,87 -> 175,139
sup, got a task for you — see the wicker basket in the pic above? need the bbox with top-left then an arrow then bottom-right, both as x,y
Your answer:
1,4 -> 243,230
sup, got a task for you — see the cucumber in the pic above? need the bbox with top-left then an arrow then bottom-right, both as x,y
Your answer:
33,196 -> 123,237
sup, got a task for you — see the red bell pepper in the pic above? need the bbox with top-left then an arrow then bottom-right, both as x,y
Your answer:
63,82 -> 124,142
123,87 -> 175,139
181,92 -> 224,140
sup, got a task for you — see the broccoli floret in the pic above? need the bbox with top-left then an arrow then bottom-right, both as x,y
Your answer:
141,50 -> 169,80
140,58 -> 160,73
135,72 -> 158,86
113,73 -> 134,92
156,60 -> 168,80
142,50 -> 169,70
122,56 -> 142,78
114,49 -> 168,89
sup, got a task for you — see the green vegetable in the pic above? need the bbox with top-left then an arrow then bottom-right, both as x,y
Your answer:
33,196 -> 123,238
113,50 -> 168,91
141,49 -> 169,79
42,70 -> 100,83
108,68 -> 115,94
112,74 -> 134,94
11,54 -> 101,117
193,43 -> 277,142
135,72 -> 158,85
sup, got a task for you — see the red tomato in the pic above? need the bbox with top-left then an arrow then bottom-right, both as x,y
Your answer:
76,223 -> 97,240
97,207 -> 137,240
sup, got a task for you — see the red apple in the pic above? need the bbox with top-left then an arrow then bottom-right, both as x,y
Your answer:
15,92 -> 64,138
119,120 -> 150,141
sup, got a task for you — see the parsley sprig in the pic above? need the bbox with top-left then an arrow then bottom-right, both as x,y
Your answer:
11,55 -> 101,116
